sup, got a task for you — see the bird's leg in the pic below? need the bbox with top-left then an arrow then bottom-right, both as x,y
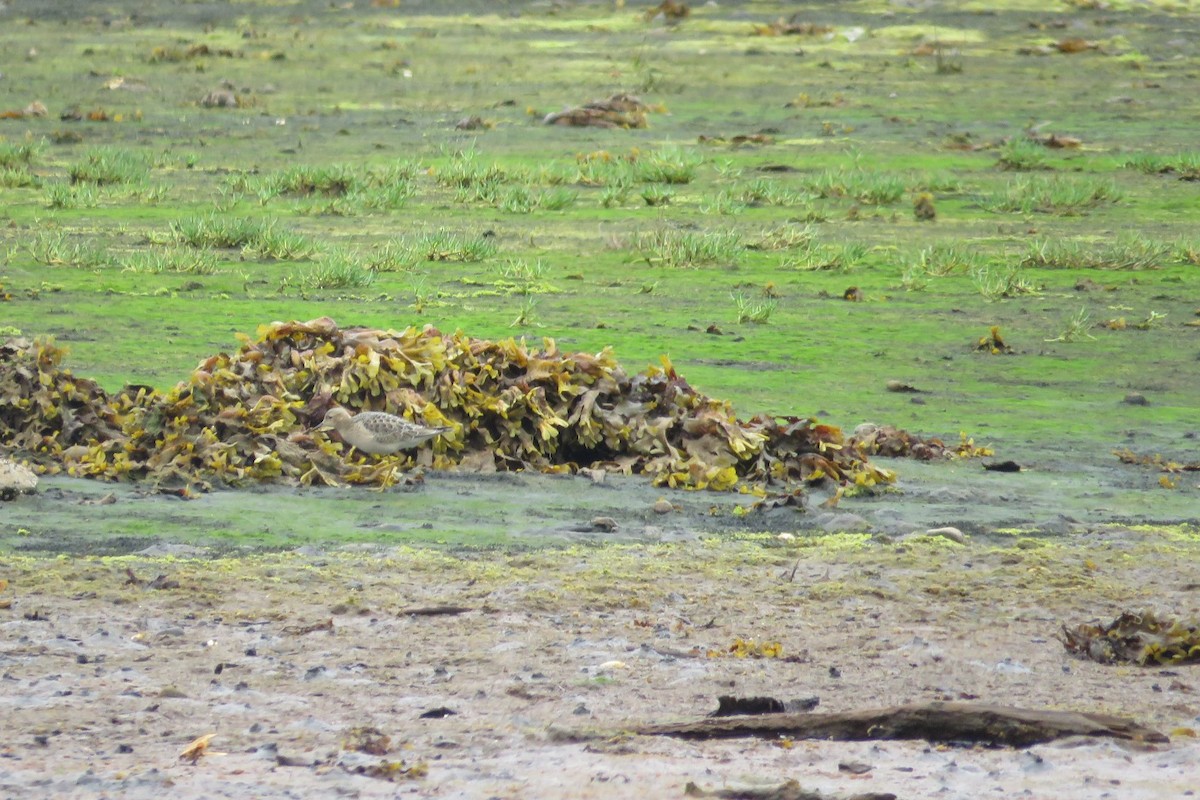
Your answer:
372,455 -> 403,492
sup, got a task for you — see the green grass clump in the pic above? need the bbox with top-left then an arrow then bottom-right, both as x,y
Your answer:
122,248 -> 220,275
171,214 -> 318,260
996,137 -> 1052,171
68,148 -> 149,185
637,228 -> 743,267
803,168 -> 906,205
972,264 -> 1039,300
300,251 -> 377,289
633,146 -> 703,184
0,140 -> 41,168
731,292 -> 777,324
1021,235 -> 1171,271
1124,152 -> 1200,180
26,231 -> 111,268
907,243 -> 984,277
983,175 -> 1120,215
407,230 -> 497,263
0,167 -> 40,188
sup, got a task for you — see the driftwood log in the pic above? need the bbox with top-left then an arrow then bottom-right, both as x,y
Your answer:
634,702 -> 1167,747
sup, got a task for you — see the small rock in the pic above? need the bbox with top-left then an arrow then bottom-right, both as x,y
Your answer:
0,457 -> 38,501
818,512 -> 871,533
926,526 -> 966,543
839,760 -> 874,774
652,498 -> 674,515
200,89 -> 238,108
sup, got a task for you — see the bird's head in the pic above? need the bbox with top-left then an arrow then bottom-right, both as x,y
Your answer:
316,407 -> 352,431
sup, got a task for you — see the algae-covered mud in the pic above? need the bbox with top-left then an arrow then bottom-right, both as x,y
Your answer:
3,526 -> 1199,799
2,0 -> 1200,797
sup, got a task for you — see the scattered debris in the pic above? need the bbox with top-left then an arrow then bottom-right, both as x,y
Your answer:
710,696 -> 820,717
1063,610 -> 1200,666
644,0 -> 689,22
178,733 -> 219,764
632,701 -> 1167,746
284,619 -> 334,636
913,192 -> 937,221
419,707 -> 457,719
1113,448 -> 1200,472
697,133 -> 774,147
0,101 -> 48,120
925,526 -> 965,544
753,18 -> 834,37
590,516 -> 619,532
975,326 -> 1015,354
454,115 -> 491,131
399,605 -> 472,617
200,88 -> 239,108
342,726 -> 391,755
684,778 -> 891,800
543,93 -> 654,129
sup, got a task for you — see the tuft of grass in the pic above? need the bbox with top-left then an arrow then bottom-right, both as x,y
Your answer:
0,139 -> 41,168
782,242 -> 868,272
435,146 -> 509,189
300,251 -> 378,290
640,185 -> 674,207
68,147 -> 149,185
45,182 -> 100,209
752,223 -> 816,252
633,146 -> 703,184
27,231 -> 111,269
173,213 -> 273,249
171,214 -> 318,260
907,243 -> 984,276
736,178 -> 804,206
510,292 -> 540,327
996,137 -> 1052,171
731,292 -> 777,324
122,247 -> 220,275
1,167 -> 41,188
637,228 -> 743,268
803,168 -> 906,205
983,175 -> 1121,215
1124,152 -> 1200,180
407,230 -> 497,262
972,264 -> 1039,300
1045,307 -> 1096,342
1020,235 -> 1169,271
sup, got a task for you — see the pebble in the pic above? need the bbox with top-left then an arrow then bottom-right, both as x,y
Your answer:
652,498 -> 674,515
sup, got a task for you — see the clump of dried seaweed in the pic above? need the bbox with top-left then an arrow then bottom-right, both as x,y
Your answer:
1062,610 -> 1200,666
1,318 -> 946,495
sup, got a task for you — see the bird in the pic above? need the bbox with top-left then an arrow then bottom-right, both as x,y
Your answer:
317,407 -> 452,489
317,407 -> 452,456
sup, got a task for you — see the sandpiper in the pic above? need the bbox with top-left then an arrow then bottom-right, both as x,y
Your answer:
317,407 -> 452,457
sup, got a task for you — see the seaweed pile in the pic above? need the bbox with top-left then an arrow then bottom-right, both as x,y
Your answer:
1,318 -> 941,495
1063,611 -> 1200,666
